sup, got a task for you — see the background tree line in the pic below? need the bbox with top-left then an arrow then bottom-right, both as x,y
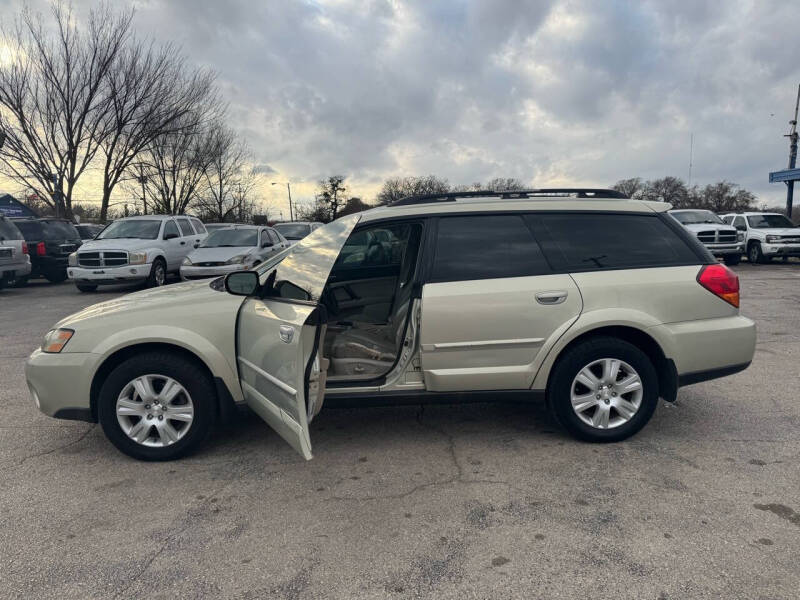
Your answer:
0,2 -> 262,223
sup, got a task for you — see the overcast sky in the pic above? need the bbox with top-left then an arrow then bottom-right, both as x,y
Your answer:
3,0 -> 800,214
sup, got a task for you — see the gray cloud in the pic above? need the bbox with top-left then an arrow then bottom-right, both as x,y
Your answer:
9,0 -> 800,204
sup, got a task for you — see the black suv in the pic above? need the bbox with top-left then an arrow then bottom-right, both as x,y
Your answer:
12,218 -> 82,284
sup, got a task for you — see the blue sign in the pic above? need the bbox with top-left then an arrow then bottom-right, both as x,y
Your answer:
0,194 -> 39,218
768,168 -> 800,183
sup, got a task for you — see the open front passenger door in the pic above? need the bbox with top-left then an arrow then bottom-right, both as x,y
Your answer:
235,215 -> 360,459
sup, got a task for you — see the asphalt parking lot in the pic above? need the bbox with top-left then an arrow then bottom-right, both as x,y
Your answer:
1,265 -> 799,599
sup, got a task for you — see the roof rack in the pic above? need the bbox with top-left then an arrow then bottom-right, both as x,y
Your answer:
391,188 -> 628,206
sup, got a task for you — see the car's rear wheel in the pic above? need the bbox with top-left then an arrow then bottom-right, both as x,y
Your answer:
548,337 -> 659,442
97,352 -> 216,460
145,258 -> 166,288
76,283 -> 97,293
12,275 -> 28,287
723,254 -> 741,266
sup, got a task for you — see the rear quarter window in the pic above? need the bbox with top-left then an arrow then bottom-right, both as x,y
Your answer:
527,213 -> 703,272
0,219 -> 23,240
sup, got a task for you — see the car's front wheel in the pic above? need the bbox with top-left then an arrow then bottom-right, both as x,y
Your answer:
723,254 -> 741,266
145,258 -> 167,288
547,337 -> 659,442
748,242 -> 769,264
97,352 -> 216,460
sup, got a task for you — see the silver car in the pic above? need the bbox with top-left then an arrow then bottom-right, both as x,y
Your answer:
0,215 -> 31,289
180,225 -> 289,280
272,221 -> 323,245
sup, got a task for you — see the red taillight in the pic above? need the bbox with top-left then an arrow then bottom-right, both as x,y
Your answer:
697,264 -> 739,308
22,243 -> 28,255
36,242 -> 46,256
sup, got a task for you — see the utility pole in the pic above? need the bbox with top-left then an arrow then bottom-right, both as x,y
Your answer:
51,172 -> 64,219
785,84 -> 800,218
271,182 -> 294,221
688,133 -> 694,187
137,165 -> 148,215
237,182 -> 243,221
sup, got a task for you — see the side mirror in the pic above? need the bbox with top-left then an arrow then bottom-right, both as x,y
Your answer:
164,232 -> 179,240
225,271 -> 260,296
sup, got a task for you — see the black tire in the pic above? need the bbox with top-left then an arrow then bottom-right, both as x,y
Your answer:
547,337 -> 659,443
723,254 -> 741,266
76,283 -> 98,292
44,269 -> 68,283
97,352 -> 216,461
146,257 -> 167,288
12,275 -> 28,288
748,242 -> 769,264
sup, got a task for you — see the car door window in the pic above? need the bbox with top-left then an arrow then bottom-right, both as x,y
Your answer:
191,218 -> 206,234
261,231 -> 271,247
176,218 -> 194,236
431,215 -> 549,282
268,229 -> 280,244
163,220 -> 179,239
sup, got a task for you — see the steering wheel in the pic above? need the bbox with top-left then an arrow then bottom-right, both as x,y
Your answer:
365,241 -> 387,265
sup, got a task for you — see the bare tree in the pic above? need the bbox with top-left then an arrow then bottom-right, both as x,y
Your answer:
97,41 -> 220,220
193,126 -> 255,222
689,181 -> 755,212
136,117 -> 220,215
316,175 -> 346,220
640,176 -> 689,206
611,177 -> 645,199
375,175 -> 450,205
0,3 -> 133,218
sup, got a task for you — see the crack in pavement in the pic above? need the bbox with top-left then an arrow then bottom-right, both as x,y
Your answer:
0,424 -> 97,470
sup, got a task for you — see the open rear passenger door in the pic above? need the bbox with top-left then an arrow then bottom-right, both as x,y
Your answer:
235,215 -> 360,459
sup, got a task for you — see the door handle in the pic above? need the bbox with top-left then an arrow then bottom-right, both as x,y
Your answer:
180,241 -> 186,245
279,325 -> 295,343
536,291 -> 567,305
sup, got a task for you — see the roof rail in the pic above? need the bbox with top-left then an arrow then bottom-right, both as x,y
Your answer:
391,188 -> 628,206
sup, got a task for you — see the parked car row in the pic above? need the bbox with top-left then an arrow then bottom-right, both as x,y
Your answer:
1,214 -> 322,292
669,209 -> 800,265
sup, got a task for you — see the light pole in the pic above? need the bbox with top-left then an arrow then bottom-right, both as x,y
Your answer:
271,182 -> 293,221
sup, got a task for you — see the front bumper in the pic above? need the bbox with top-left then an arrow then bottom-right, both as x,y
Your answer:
705,243 -> 743,256
180,263 -> 245,280
762,243 -> 800,257
68,263 -> 151,285
26,349 -> 100,421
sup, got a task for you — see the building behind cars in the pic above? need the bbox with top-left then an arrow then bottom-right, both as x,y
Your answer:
68,215 -> 207,291
721,212 -> 800,263
11,218 -> 82,284
669,209 -> 743,265
180,225 -> 289,280
0,215 -> 31,289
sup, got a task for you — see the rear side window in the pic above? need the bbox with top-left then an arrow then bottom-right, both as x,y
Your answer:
431,215 -> 549,282
191,218 -> 206,234
528,213 -> 700,271
176,218 -> 194,236
0,218 -> 23,240
13,221 -> 44,240
42,221 -> 80,240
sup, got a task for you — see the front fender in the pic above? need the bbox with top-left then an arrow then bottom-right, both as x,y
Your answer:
90,325 -> 243,402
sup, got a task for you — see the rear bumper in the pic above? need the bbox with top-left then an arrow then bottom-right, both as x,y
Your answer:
0,260 -> 31,279
649,315 -> 756,379
68,263 -> 150,284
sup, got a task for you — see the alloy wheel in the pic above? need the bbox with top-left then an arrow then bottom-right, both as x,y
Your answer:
154,262 -> 166,286
570,358 -> 643,429
116,374 -> 194,447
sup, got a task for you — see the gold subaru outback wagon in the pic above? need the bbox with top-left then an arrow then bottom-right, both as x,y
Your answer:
26,189 -> 756,461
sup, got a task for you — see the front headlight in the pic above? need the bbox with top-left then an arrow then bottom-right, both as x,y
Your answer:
182,256 -> 192,266
737,232 -> 744,242
42,328 -> 74,353
128,251 -> 147,265
68,252 -> 77,267
225,254 -> 248,265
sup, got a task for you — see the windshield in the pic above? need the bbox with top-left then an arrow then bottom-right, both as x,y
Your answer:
41,220 -> 80,240
273,223 -> 311,240
747,214 -> 796,229
257,215 -> 360,301
97,219 -> 161,240
75,224 -> 100,238
201,228 -> 258,247
0,219 -> 23,240
671,210 -> 723,225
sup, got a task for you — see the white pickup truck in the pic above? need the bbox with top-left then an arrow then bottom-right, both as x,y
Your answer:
68,215 -> 207,291
721,212 -> 800,263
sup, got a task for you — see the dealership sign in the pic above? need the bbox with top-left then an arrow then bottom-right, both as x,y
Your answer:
0,194 -> 38,218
